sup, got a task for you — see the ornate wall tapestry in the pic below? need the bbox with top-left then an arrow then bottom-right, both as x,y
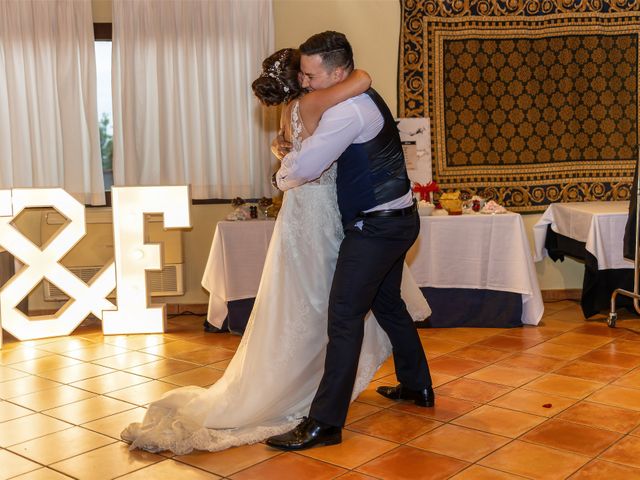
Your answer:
400,1 -> 639,211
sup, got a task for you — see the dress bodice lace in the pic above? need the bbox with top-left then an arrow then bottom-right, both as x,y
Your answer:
291,100 -> 337,186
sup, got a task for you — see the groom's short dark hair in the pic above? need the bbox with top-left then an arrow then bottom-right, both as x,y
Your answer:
300,31 -> 354,72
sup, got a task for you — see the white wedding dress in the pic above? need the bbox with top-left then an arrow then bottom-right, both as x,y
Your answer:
121,102 -> 431,455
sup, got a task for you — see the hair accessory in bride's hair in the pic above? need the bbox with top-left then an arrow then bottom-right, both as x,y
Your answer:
261,49 -> 290,93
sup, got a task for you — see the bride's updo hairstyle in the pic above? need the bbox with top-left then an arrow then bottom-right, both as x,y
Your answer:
252,48 -> 302,106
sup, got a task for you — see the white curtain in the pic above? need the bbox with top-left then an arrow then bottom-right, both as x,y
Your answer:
0,0 -> 105,205
112,0 -> 277,199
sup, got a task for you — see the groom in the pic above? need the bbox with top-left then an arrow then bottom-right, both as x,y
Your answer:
267,31 -> 433,451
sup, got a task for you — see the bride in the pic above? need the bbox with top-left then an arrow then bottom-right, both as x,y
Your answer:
121,48 -> 430,455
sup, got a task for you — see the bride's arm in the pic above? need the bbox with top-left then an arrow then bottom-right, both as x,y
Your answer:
299,69 -> 371,134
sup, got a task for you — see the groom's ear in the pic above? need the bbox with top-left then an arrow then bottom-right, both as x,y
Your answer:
332,67 -> 347,82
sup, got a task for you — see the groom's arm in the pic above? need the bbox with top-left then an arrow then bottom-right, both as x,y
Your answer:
275,101 -> 364,191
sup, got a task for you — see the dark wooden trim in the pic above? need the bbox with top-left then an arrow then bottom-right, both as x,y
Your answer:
541,289 -> 582,302
93,23 -> 112,40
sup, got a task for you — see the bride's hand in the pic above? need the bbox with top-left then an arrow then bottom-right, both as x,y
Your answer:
271,133 -> 292,160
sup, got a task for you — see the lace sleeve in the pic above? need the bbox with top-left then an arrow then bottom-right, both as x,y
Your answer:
290,101 -> 303,152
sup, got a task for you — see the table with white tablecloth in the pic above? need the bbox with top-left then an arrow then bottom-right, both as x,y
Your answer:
201,220 -> 276,331
532,201 -> 633,317
202,213 -> 543,331
407,212 -> 543,326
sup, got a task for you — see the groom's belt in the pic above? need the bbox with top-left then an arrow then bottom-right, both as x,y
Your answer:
357,200 -> 417,218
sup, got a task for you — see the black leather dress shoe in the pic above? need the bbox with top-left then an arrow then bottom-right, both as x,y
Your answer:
265,417 -> 342,451
376,384 -> 435,407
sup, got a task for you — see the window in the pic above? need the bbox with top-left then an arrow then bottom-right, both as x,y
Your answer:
94,24 -> 113,192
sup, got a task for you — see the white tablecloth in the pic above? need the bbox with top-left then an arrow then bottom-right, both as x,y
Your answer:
533,201 -> 632,270
203,213 -> 543,327
407,213 -> 543,325
201,220 -> 276,327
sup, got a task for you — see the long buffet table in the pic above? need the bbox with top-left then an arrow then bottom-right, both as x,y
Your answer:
202,212 -> 543,332
533,201 -> 634,317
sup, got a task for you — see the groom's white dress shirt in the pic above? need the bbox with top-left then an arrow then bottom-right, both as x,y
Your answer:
276,93 -> 413,211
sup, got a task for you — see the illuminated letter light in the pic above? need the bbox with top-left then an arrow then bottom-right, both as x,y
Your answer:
102,186 -> 191,335
0,189 -> 116,342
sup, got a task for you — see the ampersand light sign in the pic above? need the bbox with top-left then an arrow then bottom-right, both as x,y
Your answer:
0,186 -> 191,347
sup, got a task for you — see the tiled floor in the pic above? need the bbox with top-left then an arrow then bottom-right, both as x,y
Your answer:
2,301 -> 640,479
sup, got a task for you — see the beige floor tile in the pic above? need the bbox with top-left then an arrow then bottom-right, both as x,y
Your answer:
569,459 -> 640,479
38,362 -> 115,383
0,347 -> 53,366
0,400 -> 34,422
9,354 -> 81,374
553,360 -> 629,383
579,347 -> 640,369
92,351 -> 161,370
479,440 -> 589,479
345,401 -> 382,425
36,337 -> 96,354
125,358 -> 200,378
118,459 -> 221,479
428,355 -> 486,376
176,443 -> 281,477
426,327 -> 503,344
390,394 -> 479,422
0,365 -> 32,381
63,343 -> 129,361
465,365 -> 541,387
420,337 -> 467,356
613,368 -> 640,388
231,451 -> 347,480
44,395 -> 135,424
523,342 -> 594,360
70,371 -> 151,394
82,406 -> 148,439
409,424 -> 510,462
0,375 -> 61,399
452,405 -> 546,438
497,352 -> 566,372
209,358 -> 232,371
347,409 -> 441,443
189,332 -> 243,350
489,388 -> 577,417
298,430 -> 397,469
162,366 -> 224,387
335,473 -> 380,480
0,413 -> 72,447
101,334 -> 167,350
356,445 -> 469,480
0,449 -> 41,479
521,419 -> 622,456
448,345 -> 512,364
474,335 -> 543,352
8,426 -> 115,464
9,467 -> 74,479
587,385 -> 640,411
435,378 -> 512,403
600,435 -> 640,468
523,374 -> 604,399
547,332 -> 613,349
557,401 -> 640,433
51,441 -> 164,479
450,465 -> 525,479
10,384 -> 96,411
169,347 -> 236,366
105,380 -> 178,405
607,339 -> 640,356
141,340 -> 207,358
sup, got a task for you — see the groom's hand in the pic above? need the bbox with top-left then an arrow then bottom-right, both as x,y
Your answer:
271,133 -> 292,161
